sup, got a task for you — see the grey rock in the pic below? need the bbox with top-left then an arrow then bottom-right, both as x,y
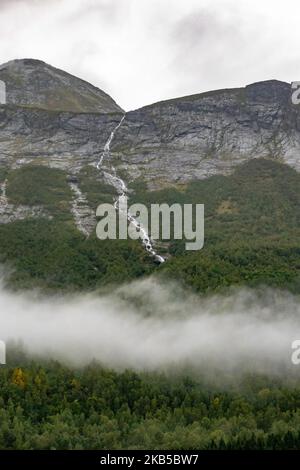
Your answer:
111,80 -> 300,188
0,104 -> 124,173
0,59 -> 123,113
0,60 -> 299,229
69,181 -> 96,236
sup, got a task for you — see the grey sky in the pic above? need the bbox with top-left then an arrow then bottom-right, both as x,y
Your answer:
0,0 -> 299,110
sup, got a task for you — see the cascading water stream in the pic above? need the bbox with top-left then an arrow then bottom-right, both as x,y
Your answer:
96,115 -> 165,264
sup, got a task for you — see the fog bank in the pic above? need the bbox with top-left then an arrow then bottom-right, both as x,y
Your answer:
0,278 -> 299,374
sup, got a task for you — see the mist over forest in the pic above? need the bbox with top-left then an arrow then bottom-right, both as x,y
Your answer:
0,277 -> 298,376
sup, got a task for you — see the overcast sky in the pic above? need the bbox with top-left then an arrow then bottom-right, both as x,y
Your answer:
0,0 -> 300,110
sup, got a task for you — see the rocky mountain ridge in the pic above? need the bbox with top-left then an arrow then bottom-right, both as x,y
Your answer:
0,59 -> 299,233
116,80 -> 300,189
0,59 -> 123,113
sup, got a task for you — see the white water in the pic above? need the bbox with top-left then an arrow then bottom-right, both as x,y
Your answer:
97,115 -> 165,263
69,181 -> 95,237
0,179 -> 7,205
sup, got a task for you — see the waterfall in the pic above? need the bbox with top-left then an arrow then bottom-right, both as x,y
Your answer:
96,115 -> 165,264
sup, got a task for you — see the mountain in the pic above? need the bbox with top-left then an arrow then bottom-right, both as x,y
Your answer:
0,59 -> 123,113
0,61 -> 299,191
115,80 -> 300,189
0,59 -> 299,292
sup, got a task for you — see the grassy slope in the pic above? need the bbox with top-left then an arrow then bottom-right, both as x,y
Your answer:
6,165 -> 73,220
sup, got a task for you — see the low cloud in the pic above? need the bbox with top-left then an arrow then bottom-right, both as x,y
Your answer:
0,277 -> 299,376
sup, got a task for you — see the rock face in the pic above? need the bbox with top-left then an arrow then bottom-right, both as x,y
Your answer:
0,59 -> 123,113
0,104 -> 124,173
0,59 -> 299,229
111,80 -> 300,188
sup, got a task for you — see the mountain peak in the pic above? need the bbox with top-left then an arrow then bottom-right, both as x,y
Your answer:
0,58 -> 47,68
0,58 -> 123,114
245,79 -> 291,103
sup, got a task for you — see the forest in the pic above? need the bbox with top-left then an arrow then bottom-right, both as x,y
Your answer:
1,350 -> 300,450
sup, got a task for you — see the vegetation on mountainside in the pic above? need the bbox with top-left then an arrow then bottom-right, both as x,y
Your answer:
132,158 -> 300,293
0,219 -> 151,291
0,158 -> 298,292
79,165 -> 116,209
6,165 -> 73,220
